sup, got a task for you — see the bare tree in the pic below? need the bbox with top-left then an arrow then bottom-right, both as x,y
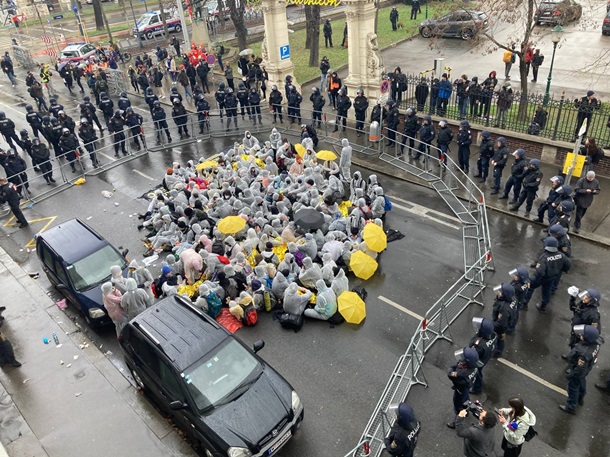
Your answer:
305,5 -> 312,49
226,0 -> 248,50
92,0 -> 104,31
308,6 -> 320,67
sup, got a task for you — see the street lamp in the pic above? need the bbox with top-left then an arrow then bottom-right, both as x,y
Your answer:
543,24 -> 563,106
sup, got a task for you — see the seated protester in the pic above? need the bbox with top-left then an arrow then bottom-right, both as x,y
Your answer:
271,271 -> 290,302
298,257 -> 323,289
321,252 -> 338,285
283,282 -> 312,316
304,279 -> 338,321
331,268 -> 349,297
217,271 -> 238,302
278,252 -> 299,279
261,241 -> 279,265
155,265 -> 179,297
249,279 -> 265,310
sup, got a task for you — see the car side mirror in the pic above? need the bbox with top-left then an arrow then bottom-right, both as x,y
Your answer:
56,284 -> 68,291
253,340 -> 265,353
170,400 -> 188,411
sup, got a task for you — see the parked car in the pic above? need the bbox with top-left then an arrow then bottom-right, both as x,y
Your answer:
59,42 -> 97,62
132,10 -> 183,40
119,295 -> 304,457
603,9 -> 610,35
419,10 -> 489,40
36,219 -> 128,327
534,0 -> 582,25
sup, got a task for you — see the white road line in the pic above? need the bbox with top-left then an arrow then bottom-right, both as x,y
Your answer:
0,98 -> 30,116
391,201 -> 461,230
496,358 -> 568,396
98,151 -> 116,161
391,195 -> 461,224
378,296 -> 425,321
133,169 -> 155,180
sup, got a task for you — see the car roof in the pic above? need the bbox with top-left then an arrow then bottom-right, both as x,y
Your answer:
38,218 -> 109,263
131,295 -> 228,370
62,42 -> 88,51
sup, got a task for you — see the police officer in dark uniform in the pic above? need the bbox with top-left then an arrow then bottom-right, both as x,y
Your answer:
144,87 -> 159,116
370,100 -> 387,125
224,88 -> 239,131
550,199 -> 573,231
353,89 -> 369,137
311,87 -> 326,129
564,287 -> 601,353
287,85 -> 303,125
400,108 -> 419,157
383,402 -> 420,457
522,237 -> 572,313
490,137 -> 508,195
269,84 -> 284,124
509,158 -> 543,216
169,86 -> 182,105
82,96 -> 104,133
30,137 -> 55,183
152,100 -> 172,145
560,324 -> 601,414
215,82 -> 227,121
48,98 -> 64,119
124,107 -> 144,151
414,114 -> 434,160
500,149 -> 527,202
0,112 -> 24,151
248,87 -> 262,125
108,110 -> 128,156
25,104 -> 43,139
549,223 -> 571,257
469,317 -> 497,394
196,94 -> 211,134
58,110 -> 75,134
474,131 -> 494,183
58,127 -> 80,172
236,82 -> 250,120
78,118 -> 100,166
98,92 -> 114,128
41,116 -> 53,144
0,176 -> 27,227
118,91 -> 132,112
491,283 -> 517,358
334,87 -> 351,133
447,347 -> 479,429
171,99 -> 190,139
385,99 -> 400,147
509,267 -> 529,328
536,175 -> 563,223
50,117 -> 64,158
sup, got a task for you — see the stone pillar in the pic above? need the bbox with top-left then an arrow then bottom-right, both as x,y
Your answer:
343,0 -> 385,115
191,12 -> 212,51
260,0 -> 299,97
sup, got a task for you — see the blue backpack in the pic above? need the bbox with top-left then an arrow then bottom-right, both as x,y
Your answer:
206,292 -> 223,319
384,195 -> 393,212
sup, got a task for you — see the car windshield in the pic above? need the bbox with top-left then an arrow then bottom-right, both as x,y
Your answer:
66,245 -> 125,291
61,51 -> 79,58
183,338 -> 261,412
136,14 -> 151,26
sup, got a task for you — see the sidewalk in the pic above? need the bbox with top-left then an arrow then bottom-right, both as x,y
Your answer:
0,249 -> 196,457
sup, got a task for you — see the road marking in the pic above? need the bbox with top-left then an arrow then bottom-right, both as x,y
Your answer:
133,169 -> 154,180
497,358 -> 567,396
98,151 -> 116,161
378,295 -> 425,321
391,201 -> 461,230
3,215 -> 57,247
391,195 -> 461,223
0,98 -> 31,116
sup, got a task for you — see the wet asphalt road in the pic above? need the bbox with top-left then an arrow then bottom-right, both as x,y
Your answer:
0,78 -> 609,457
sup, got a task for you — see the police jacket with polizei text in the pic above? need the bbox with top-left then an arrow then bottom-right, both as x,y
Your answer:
419,123 -> 435,144
479,138 -> 495,159
569,297 -> 601,331
99,98 -> 114,115
336,95 -> 352,115
492,146 -> 508,168
30,143 -> 50,163
78,124 -> 97,143
509,157 -> 527,179
125,112 -> 143,128
469,333 -> 497,367
436,126 -> 453,146
521,168 -> 543,190
59,133 -> 79,150
311,93 -> 326,111
118,97 -> 131,111
534,250 -> 571,279
0,118 -> 16,135
384,421 -> 420,457
196,99 -> 210,116
287,91 -> 302,107
447,362 -> 477,389
26,112 -> 43,127
403,113 -> 419,136
152,107 -> 167,122
457,129 -> 472,147
215,89 -> 226,104
566,340 -> 600,379
236,87 -> 249,103
492,297 -> 516,332
510,278 -> 529,306
108,116 -> 125,133
171,105 -> 188,124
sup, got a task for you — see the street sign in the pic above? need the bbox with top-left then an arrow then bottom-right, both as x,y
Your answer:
380,80 -> 389,94
206,54 -> 216,65
279,45 -> 290,61
52,14 -> 63,20
72,5 -> 78,13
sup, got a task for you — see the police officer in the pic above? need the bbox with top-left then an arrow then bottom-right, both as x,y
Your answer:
560,324 -> 601,414
456,120 -> 472,173
564,287 -> 601,353
236,81 -> 250,120
509,158 -> 543,217
98,92 -> 114,128
30,137 -> 55,183
383,402 -> 420,457
0,176 -> 27,228
41,116 -> 53,144
334,87 -> 351,133
500,149 -> 526,202
224,88 -> 239,131
248,87 -> 262,125
0,112 -> 24,151
414,114 -> 434,160
124,107 -> 144,151
436,119 -> 453,165
108,110 -> 127,157
490,137 -> 508,195
550,200 -> 574,231
522,237 -> 572,313
509,266 -> 530,322
118,91 -> 132,112
50,117 -> 64,158
447,347 -> 479,428
287,85 -> 303,125
196,94 -> 211,134
171,99 -> 190,139
474,131 -> 494,183
144,87 -> 159,116
468,317 -> 497,394
400,107 -> 419,157
268,84 -> 284,124
385,99 -> 400,147
536,175 -> 564,223
311,87 -> 326,129
168,86 -> 182,106
58,110 -> 75,134
25,104 -> 43,139
58,127 -> 80,172
152,100 -> 172,145
548,223 -> 571,257
48,97 -> 64,119
491,283 -> 517,358
215,82 -> 227,121
78,118 -> 100,166
82,96 -> 104,132
353,89 -> 369,137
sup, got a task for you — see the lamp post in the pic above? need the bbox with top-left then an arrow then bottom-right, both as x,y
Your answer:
425,0 -> 429,19
543,24 -> 563,106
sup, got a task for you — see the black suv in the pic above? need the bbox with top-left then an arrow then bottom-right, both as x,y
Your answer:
535,0 -> 582,25
119,295 -> 304,457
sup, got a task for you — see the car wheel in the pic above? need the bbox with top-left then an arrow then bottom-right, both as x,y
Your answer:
461,28 -> 474,40
129,367 -> 147,390
145,31 -> 153,40
420,26 -> 432,38
175,24 -> 182,32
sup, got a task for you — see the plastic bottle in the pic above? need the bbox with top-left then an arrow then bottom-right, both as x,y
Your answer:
263,290 -> 272,312
52,332 -> 59,345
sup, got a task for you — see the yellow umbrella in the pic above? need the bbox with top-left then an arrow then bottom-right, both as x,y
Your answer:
316,150 -> 337,161
294,143 -> 306,157
363,223 -> 387,253
338,291 -> 366,324
218,216 -> 246,234
349,250 -> 378,280
196,160 -> 218,171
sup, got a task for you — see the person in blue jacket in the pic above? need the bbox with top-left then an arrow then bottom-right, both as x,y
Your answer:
436,73 -> 453,116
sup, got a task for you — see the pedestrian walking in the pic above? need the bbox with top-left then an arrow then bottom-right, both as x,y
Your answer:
468,317 -> 497,394
535,175 -> 563,223
573,171 -> 600,233
490,137 -> 508,194
323,19 -> 333,48
457,120 -> 472,173
508,267 -> 529,328
383,403 -> 420,457
503,45 -> 516,79
390,6 -> 399,31
497,397 -> 537,457
524,45 -> 534,76
446,347 -> 479,428
573,91 -> 600,140
0,176 -> 28,228
341,21 -> 348,47
25,104 -> 43,139
500,149 -> 526,202
455,407 -> 497,457
0,112 -> 24,152
0,56 -> 16,86
216,42 -> 225,71
531,49 -> 544,82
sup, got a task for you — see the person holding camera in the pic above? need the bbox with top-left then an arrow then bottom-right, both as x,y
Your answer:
497,397 -> 536,456
455,406 -> 497,457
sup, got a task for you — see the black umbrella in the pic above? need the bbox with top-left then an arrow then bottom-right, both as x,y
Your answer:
294,208 -> 325,230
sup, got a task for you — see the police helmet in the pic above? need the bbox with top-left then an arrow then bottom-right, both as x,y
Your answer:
81,118 -> 89,124
32,137 -> 40,144
0,112 -> 5,120
227,88 -> 233,93
218,82 -> 226,90
423,114 -> 432,122
25,104 -> 33,113
579,289 -> 601,303
472,317 -> 494,338
238,81 -> 245,89
513,148 -> 525,158
529,158 -> 540,168
58,110 -> 65,117
7,148 -> 16,155
312,86 -> 319,93
493,283 -> 515,300
50,117 -> 58,125
62,127 -> 70,134
153,100 -> 160,106
573,324 -> 599,343
460,119 -> 470,128
125,107 -> 133,114
550,175 -> 564,185
548,224 -> 567,236
42,115 -> 50,123
145,87 -> 153,95
439,119 -> 448,127
173,98 -> 181,105
197,93 -> 204,101
455,347 -> 479,367
19,129 -> 28,137
357,89 -> 364,95
114,110 -> 122,117
559,200 -> 574,214
557,184 -> 572,196
543,236 -> 559,252
100,92 -> 108,99
170,87 -> 178,94
272,84 -> 278,91
49,98 -> 56,104
508,266 -> 529,281
480,130 -> 491,139
84,96 -> 91,102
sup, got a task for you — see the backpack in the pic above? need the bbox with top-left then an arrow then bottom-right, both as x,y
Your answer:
328,310 -> 345,326
206,292 -> 223,319
161,48 -> 168,60
503,50 -> 513,64
219,44 -> 225,55
523,425 -> 538,442
527,122 -> 541,136
279,312 -> 303,332
511,52 -> 516,64
383,195 -> 392,212
241,303 -> 258,326
351,286 -> 368,302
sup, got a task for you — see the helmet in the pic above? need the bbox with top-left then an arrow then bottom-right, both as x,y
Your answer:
386,99 -> 395,107
579,289 -> 601,303
25,104 -> 33,113
529,158 -> 540,168
508,267 -> 529,281
227,88 -> 233,93
49,98 -> 56,104
43,115 -> 50,123
550,175 -> 564,185
7,148 -> 15,155
472,317 -> 494,338
312,86 -> 319,93
145,87 -> 153,95
100,92 -> 108,99
120,91 -> 127,97
81,118 -> 89,124
32,137 -> 40,144
19,129 -> 28,137
197,93 -> 204,101
455,347 -> 479,367
58,110 -> 65,117
493,283 -> 515,300
439,119 -> 448,127
557,184 -> 573,196
548,223 -> 567,236
543,236 -> 559,252
238,82 -> 245,89
62,127 -> 69,134
339,87 -> 346,95
480,130 -> 491,139
272,84 -> 278,91
84,96 -> 91,102
125,107 -> 133,114
559,200 -> 574,214
250,86 -> 257,92
173,98 -> 180,105
219,82 -> 226,90
153,100 -> 160,106
0,111 -> 5,120
497,136 -> 506,146
170,87 -> 178,94
114,110 -> 122,117
50,117 -> 58,125
423,115 -> 432,122
513,148 -> 525,158
573,324 -> 599,343
460,120 -> 470,128
357,89 -> 364,95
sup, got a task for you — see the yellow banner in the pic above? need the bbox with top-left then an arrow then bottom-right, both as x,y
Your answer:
286,0 -> 342,6
562,153 -> 586,178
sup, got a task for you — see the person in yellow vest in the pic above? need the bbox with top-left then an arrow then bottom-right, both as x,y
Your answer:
503,45 -> 516,80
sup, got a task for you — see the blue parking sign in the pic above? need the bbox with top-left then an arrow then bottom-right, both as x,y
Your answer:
279,45 -> 290,61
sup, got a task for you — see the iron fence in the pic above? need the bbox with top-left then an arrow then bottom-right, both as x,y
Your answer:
391,73 -> 610,144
